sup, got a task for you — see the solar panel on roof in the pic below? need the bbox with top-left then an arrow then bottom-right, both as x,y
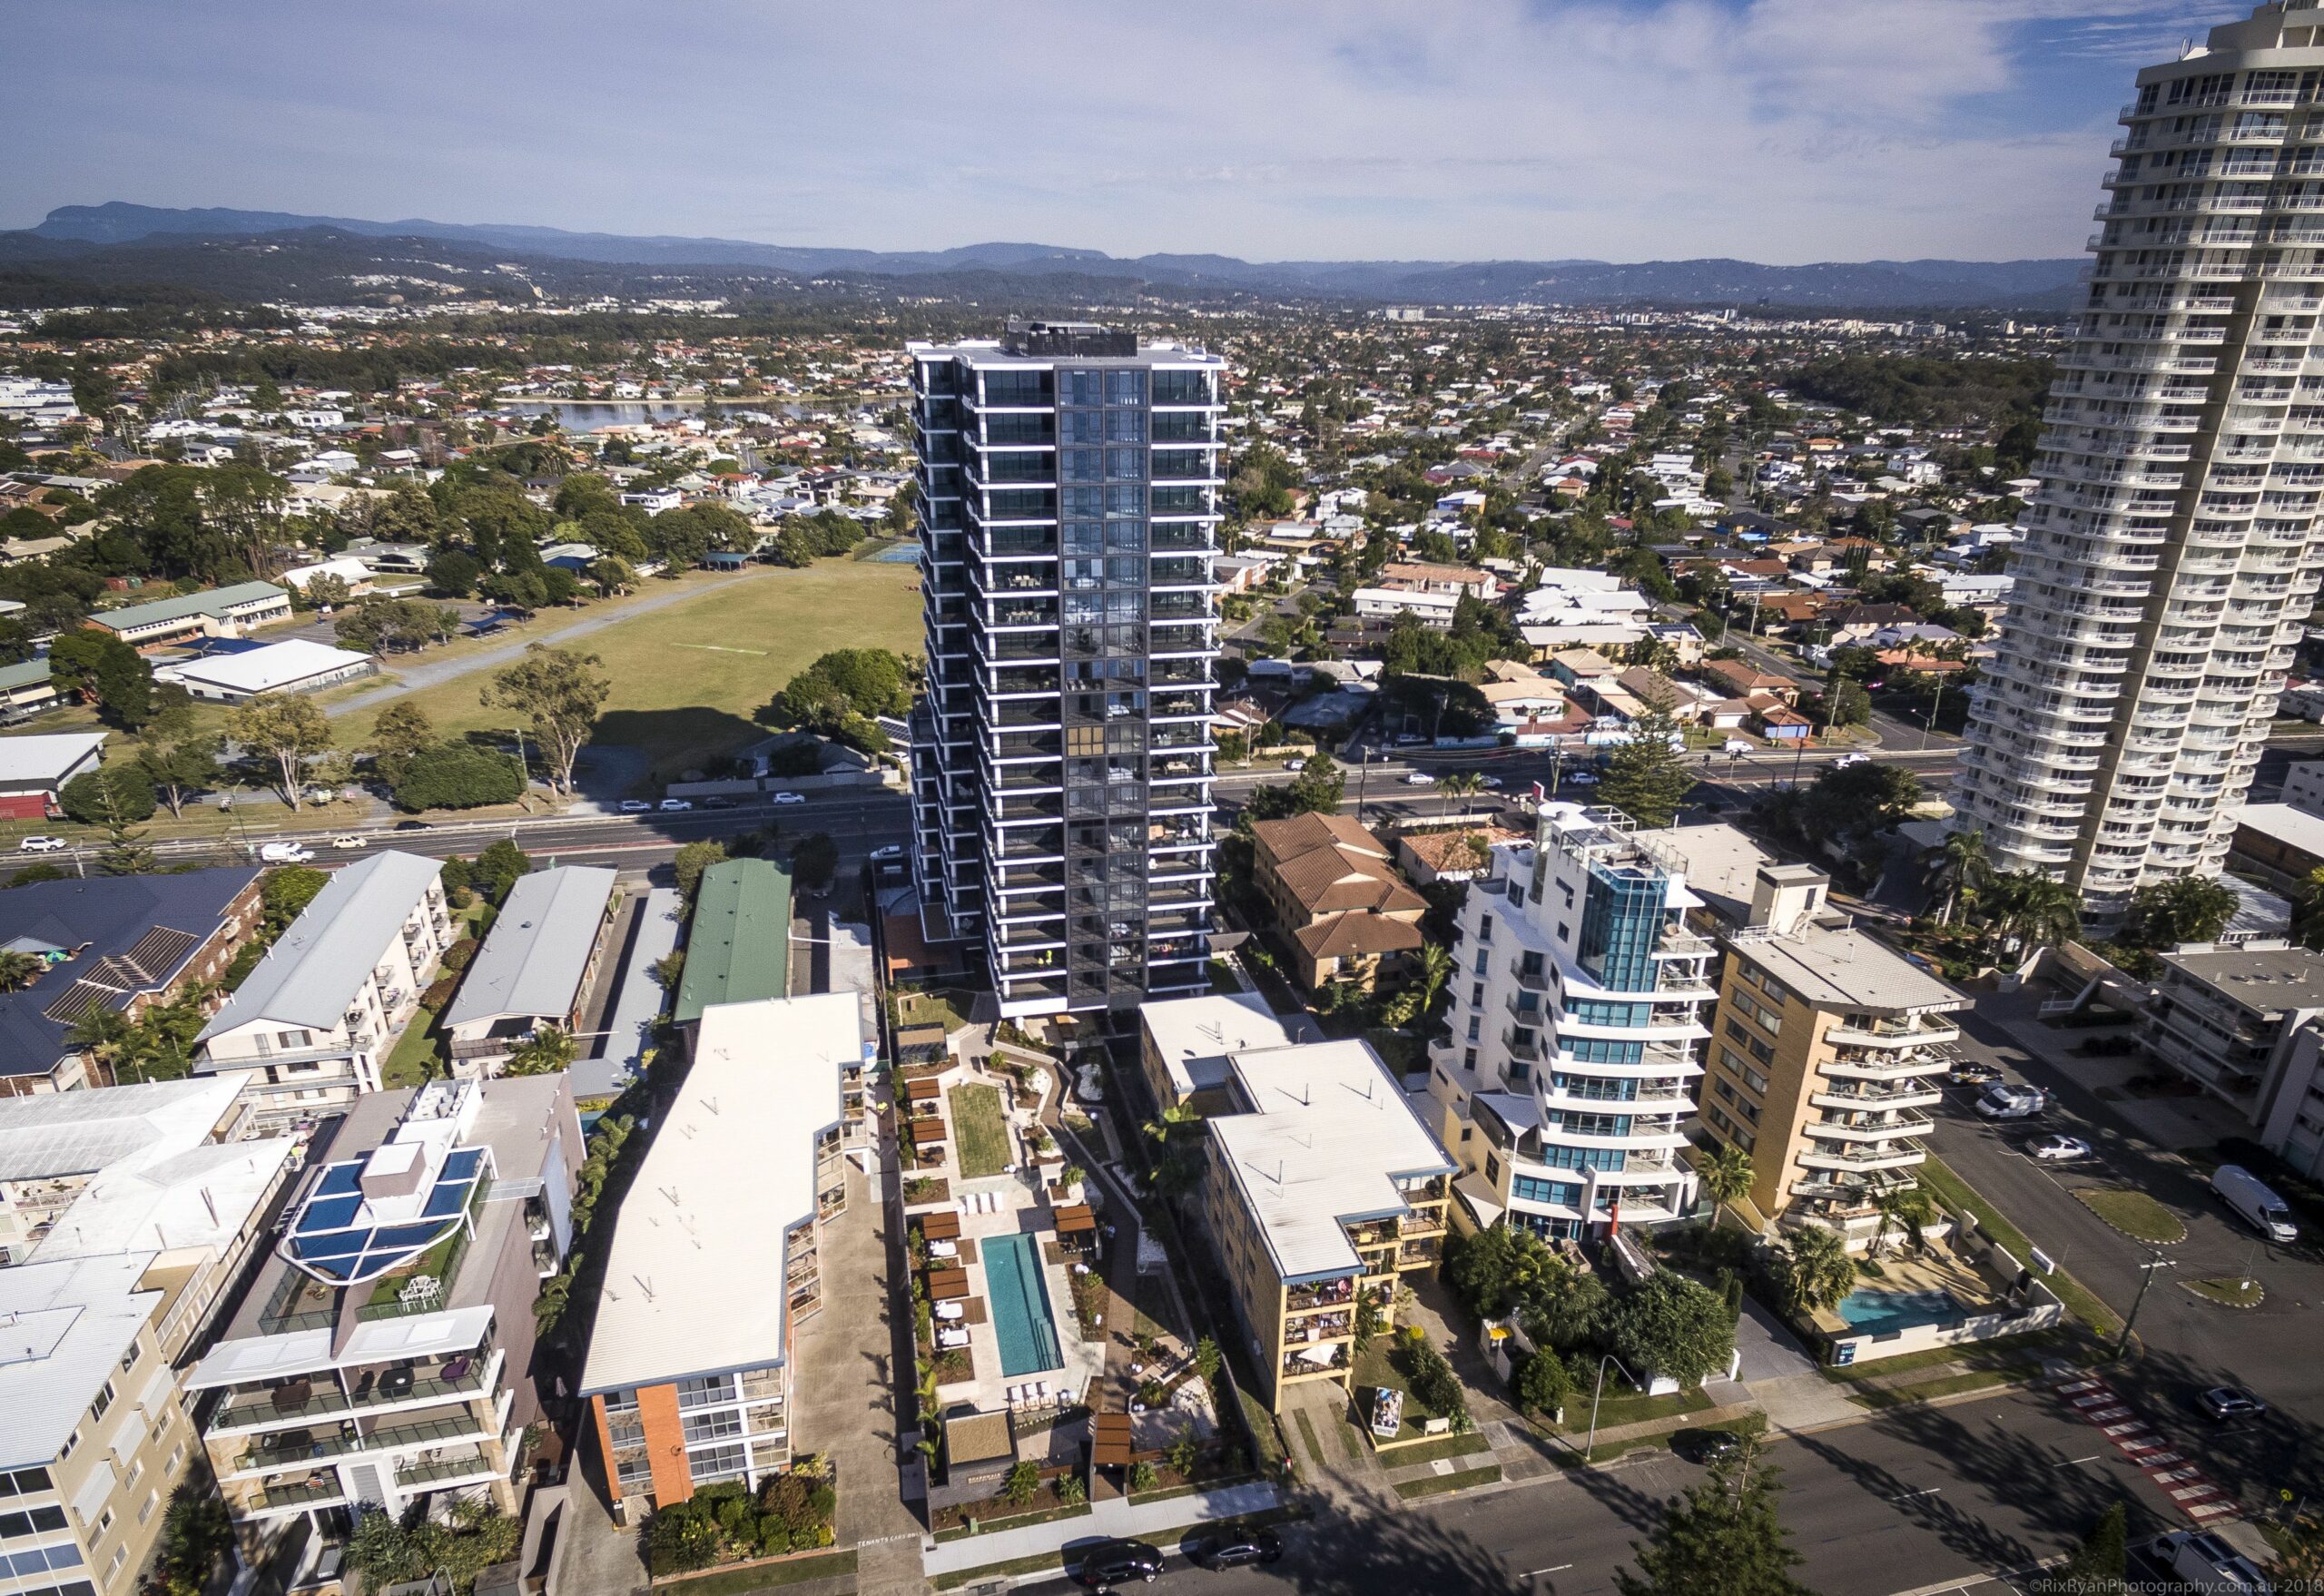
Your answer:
295,1195 -> 364,1234
291,1229 -> 369,1261
315,1163 -> 362,1197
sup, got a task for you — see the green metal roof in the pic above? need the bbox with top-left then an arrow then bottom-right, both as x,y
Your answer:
94,580 -> 286,632
674,858 -> 792,1024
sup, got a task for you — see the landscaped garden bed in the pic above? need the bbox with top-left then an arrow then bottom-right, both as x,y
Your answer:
903,1175 -> 952,1207
929,1463 -> 1089,1539
1351,1328 -> 1469,1449
645,1466 -> 836,1576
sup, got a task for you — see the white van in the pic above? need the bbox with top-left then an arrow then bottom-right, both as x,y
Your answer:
2211,1164 -> 2298,1245
258,842 -> 315,864
2156,1531 -> 2271,1594
1974,1083 -> 2044,1119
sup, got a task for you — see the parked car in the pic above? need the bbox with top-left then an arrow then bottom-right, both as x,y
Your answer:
1562,769 -> 1599,786
2028,1134 -> 2091,1162
1071,1540 -> 1165,1588
1974,1083 -> 2045,1119
330,834 -> 368,851
392,820 -> 434,832
618,799 -> 653,813
1833,752 -> 1870,768
869,844 -> 904,862
258,842 -> 314,864
658,797 -> 694,812
773,791 -> 808,805
2197,1385 -> 2268,1423
704,795 -> 737,810
1948,1060 -> 2003,1086
1672,1428 -> 1743,1465
1188,1527 -> 1283,1570
2211,1164 -> 2299,1244
15,835 -> 67,853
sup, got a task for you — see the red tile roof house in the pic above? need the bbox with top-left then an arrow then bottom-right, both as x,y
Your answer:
1701,657 -> 1801,704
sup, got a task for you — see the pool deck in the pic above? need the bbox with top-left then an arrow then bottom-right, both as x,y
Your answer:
1807,1246 -> 2000,1338
935,1171 -> 1106,1412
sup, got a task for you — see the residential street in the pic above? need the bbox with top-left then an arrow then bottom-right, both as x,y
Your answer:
1017,1386 -> 2186,1596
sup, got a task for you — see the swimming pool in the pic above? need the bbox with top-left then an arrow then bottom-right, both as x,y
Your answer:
1836,1287 -> 1965,1335
983,1232 -> 1064,1377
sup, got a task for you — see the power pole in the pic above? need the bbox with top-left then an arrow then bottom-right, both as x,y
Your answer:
2116,1253 -> 2177,1359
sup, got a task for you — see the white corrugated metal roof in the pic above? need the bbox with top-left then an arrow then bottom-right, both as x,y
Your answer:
579,993 -> 856,1396
445,867 -> 616,1029
199,851 -> 444,1041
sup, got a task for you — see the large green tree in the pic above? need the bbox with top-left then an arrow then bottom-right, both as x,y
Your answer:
481,645 -> 609,796
1607,1271 -> 1736,1386
1617,1436 -> 1816,1596
1598,693 -> 1693,829
226,695 -> 333,808
2121,876 -> 2239,951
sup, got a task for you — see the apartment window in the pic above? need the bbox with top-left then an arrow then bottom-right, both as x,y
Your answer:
57,1429 -> 79,1463
88,1382 -> 114,1423
1462,1048 -> 1478,1074
108,1547 -> 128,1583
1472,950 -> 1489,977
1713,1078 -> 1736,1105
1512,1175 -> 1581,1207
121,1460 -> 141,1495
615,1455 -> 655,1490
164,1444 -> 183,1475
0,1467 -> 54,1500
93,1507 -> 113,1539
688,1443 -> 749,1483
682,1409 -> 743,1445
1470,982 -> 1484,1007
271,1030 -> 312,1049
0,1505 -> 68,1537
138,1491 -> 158,1526
117,1344 -> 138,1375
1467,1016 -> 1482,1043
676,1374 -> 737,1409
1483,1153 -> 1502,1187
1477,914 -> 1493,943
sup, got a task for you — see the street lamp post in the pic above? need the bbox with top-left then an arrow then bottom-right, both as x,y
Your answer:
2115,1253 -> 2177,1359
1583,1353 -> 1641,1461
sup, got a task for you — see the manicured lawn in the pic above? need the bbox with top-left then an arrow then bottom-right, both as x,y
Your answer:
1846,1368 -> 2025,1411
1394,1463 -> 1502,1499
1293,1409 -> 1325,1467
1559,1386 -> 1711,1433
335,559 -> 922,782
2184,1276 -> 2264,1308
949,1084 -> 1012,1178
649,1549 -> 855,1592
2074,1188 -> 2187,1245
382,1003 -> 445,1089
895,988 -> 973,1034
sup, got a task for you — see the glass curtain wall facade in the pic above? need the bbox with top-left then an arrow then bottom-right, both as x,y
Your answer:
1952,4 -> 2324,918
909,324 -> 1226,1017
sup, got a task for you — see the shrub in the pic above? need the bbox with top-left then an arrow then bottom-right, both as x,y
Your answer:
391,742 -> 524,811
1002,1461 -> 1041,1507
60,764 -> 157,826
1128,1462 -> 1158,1493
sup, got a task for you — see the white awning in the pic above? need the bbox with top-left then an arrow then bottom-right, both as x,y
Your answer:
1296,1342 -> 1341,1367
72,1459 -> 117,1524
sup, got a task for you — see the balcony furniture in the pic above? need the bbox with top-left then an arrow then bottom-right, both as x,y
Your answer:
934,1302 -> 965,1323
928,1239 -> 960,1259
273,1380 -> 313,1414
379,1365 -> 415,1399
937,1327 -> 970,1350
440,1355 -> 472,1383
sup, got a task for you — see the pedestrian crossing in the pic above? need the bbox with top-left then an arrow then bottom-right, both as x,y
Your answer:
2052,1375 -> 2238,1522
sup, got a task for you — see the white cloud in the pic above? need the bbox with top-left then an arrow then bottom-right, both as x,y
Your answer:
0,0 -> 2235,263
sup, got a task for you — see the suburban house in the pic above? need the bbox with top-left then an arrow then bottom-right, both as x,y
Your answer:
0,656 -> 62,719
182,1075 -> 581,1570
1701,658 -> 1800,704
1136,991 -> 1294,1114
0,731 -> 106,819
195,852 -> 453,1132
442,866 -> 617,1075
1249,813 -> 1428,993
86,581 -> 292,648
1377,561 -> 1501,597
1195,1036 -> 1455,1411
154,639 -> 378,702
0,866 -> 265,1095
582,994 -> 859,1517
1352,586 -> 1461,628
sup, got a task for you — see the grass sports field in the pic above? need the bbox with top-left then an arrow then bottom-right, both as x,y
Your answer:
334,555 -> 921,781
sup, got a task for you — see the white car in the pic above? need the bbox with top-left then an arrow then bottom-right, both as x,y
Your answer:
16,835 -> 67,853
658,798 -> 694,813
1562,770 -> 1600,786
773,792 -> 808,806
869,844 -> 904,862
618,799 -> 653,813
1479,774 -> 1504,790
330,834 -> 367,851
2029,1134 -> 2092,1162
1403,772 -> 1437,786
1833,753 -> 1870,769
258,842 -> 314,864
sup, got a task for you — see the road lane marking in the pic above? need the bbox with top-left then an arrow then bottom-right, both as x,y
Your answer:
1890,1486 -> 1944,1501
1521,1565 -> 1573,1578
2054,1455 -> 2102,1468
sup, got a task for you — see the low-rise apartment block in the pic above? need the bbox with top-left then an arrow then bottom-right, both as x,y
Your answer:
182,1075 -> 582,1563
86,581 -> 291,648
1424,803 -> 1713,1240
1249,813 -> 1426,993
1198,1037 -> 1453,1412
581,994 -> 858,1517
1655,829 -> 1965,1249
2143,941 -> 2324,1136
1136,991 -> 1292,1113
196,852 -> 453,1133
0,867 -> 264,1095
443,866 -> 616,1075
0,1254 -> 204,1596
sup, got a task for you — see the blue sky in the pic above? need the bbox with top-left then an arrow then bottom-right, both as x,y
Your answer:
0,0 -> 2226,264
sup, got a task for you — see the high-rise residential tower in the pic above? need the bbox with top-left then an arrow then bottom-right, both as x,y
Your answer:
907,323 -> 1225,1018
1953,2 -> 2324,918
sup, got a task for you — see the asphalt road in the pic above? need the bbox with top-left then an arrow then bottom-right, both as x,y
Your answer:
1930,1013 -> 2324,1507
1026,1388 -> 2185,1596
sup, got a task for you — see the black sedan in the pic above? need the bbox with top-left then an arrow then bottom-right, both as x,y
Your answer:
1672,1428 -> 1744,1464
1189,1528 -> 1284,1570
1071,1539 -> 1166,1588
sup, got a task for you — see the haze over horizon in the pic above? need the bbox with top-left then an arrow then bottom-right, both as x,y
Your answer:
0,0 -> 2221,266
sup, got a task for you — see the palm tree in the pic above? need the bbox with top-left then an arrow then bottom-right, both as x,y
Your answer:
1925,829 -> 1993,927
1990,871 -> 2082,962
1869,1185 -> 1936,1258
67,1007 -> 136,1086
1442,771 -> 1484,819
1695,1145 -> 1755,1213
1774,1225 -> 1857,1316
0,951 -> 46,992
1415,942 -> 1454,1030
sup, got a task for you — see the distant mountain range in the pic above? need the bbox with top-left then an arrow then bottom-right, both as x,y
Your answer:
5,201 -> 2087,310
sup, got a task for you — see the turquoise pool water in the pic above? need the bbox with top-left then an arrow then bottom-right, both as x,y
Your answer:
1837,1287 -> 1964,1335
983,1232 -> 1063,1377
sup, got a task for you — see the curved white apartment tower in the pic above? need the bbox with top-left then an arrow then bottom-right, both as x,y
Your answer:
1953,2 -> 2324,919
1424,803 -> 1710,1239
907,321 -> 1226,1017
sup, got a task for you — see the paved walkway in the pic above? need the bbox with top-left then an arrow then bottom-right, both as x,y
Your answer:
322,567 -> 779,719
919,1479 -> 1284,1580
